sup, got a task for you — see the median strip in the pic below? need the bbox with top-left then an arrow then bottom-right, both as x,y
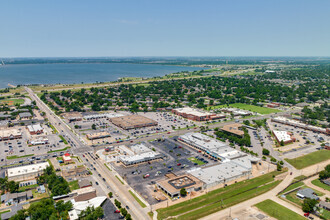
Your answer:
47,147 -> 71,153
129,190 -> 147,208
115,175 -> 125,185
7,154 -> 34,160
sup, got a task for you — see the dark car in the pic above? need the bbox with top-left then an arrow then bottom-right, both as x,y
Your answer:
95,182 -> 99,185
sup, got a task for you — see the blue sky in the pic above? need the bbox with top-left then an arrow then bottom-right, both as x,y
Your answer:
1,0 -> 329,57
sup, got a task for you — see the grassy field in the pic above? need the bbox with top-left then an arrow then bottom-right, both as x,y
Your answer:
187,157 -> 205,165
281,181 -> 304,194
7,154 -> 34,160
311,179 -> 330,191
206,103 -> 281,114
0,98 -> 24,105
47,146 -> 71,153
157,170 -> 285,220
19,184 -> 39,192
285,150 -> 330,169
294,175 -> 306,182
68,180 -> 80,190
129,190 -> 147,208
320,208 -> 330,219
255,199 -> 305,220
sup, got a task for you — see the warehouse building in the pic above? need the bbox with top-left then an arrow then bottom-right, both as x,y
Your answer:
178,132 -> 245,162
0,129 -> 22,141
272,116 -> 330,135
188,155 -> 258,189
172,107 -> 225,121
272,130 -> 296,144
6,162 -> 49,183
27,124 -> 44,135
109,115 -> 158,130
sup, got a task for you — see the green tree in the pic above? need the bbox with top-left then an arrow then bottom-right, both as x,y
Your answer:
302,198 -> 318,213
180,188 -> 187,197
262,148 -> 270,156
91,124 -> 96,130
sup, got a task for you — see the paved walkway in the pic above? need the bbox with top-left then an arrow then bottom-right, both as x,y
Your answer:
304,175 -> 330,197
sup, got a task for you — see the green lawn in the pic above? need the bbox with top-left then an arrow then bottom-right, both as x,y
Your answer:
206,103 -> 281,114
294,175 -> 306,182
281,181 -> 304,194
255,199 -> 305,220
68,180 -> 80,190
47,146 -> 71,153
311,179 -> 330,191
157,170 -> 285,220
7,154 -> 34,160
0,98 -> 25,105
320,208 -> 330,219
285,150 -> 330,169
129,190 -> 147,208
19,184 -> 39,192
187,157 -> 205,165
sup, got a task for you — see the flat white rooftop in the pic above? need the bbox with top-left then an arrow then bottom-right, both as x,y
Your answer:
273,130 -> 292,142
179,133 -> 244,161
188,155 -> 257,185
7,162 -> 49,178
27,124 -> 43,132
174,107 -> 213,117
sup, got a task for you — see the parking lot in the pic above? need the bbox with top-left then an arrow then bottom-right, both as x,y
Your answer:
268,121 -> 329,159
0,128 -> 68,166
112,138 -> 218,204
69,111 -> 196,146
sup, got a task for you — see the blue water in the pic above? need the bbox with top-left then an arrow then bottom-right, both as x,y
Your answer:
0,63 -> 205,88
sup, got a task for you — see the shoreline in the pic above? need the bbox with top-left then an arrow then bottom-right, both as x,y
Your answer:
0,63 -> 208,90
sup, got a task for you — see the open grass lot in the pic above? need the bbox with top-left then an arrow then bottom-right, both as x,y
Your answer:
255,199 -> 305,220
206,103 -> 281,114
0,98 -> 24,105
285,150 -> 330,169
129,190 -> 147,208
19,184 -> 39,192
281,181 -> 304,194
187,157 -> 205,165
156,170 -> 285,220
320,208 -> 330,219
311,179 -> 330,191
68,180 -> 80,190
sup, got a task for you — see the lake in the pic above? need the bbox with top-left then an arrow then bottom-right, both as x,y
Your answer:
0,63 -> 204,88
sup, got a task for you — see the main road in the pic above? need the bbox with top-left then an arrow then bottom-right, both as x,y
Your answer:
25,87 -> 150,220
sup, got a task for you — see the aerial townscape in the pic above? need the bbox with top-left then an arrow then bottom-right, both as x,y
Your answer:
0,1 -> 329,220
